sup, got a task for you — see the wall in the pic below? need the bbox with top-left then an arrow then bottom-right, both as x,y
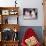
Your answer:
0,0 -> 44,26
18,0 -> 44,26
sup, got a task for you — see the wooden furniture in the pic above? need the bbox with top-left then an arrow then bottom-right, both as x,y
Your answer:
0,7 -> 19,46
44,29 -> 46,46
0,41 -> 2,46
0,7 -> 19,24
2,41 -> 19,46
43,0 -> 46,46
1,24 -> 19,31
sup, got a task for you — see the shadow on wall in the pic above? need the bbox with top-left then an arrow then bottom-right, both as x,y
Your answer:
18,26 -> 44,44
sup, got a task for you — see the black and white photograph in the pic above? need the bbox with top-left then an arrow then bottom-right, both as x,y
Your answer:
23,8 -> 38,20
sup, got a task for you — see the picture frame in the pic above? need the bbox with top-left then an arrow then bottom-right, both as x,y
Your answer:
23,8 -> 38,20
10,11 -> 18,15
2,10 -> 9,15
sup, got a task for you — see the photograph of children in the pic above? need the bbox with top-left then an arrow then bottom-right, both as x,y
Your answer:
23,8 -> 38,20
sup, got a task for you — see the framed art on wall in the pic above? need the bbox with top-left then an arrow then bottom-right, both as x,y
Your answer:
23,8 -> 38,20
2,10 -> 9,15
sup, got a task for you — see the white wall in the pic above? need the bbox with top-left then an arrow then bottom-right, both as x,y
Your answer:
0,0 -> 15,7
0,0 -> 44,26
18,0 -> 44,26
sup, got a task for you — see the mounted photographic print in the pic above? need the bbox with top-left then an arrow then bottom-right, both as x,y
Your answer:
23,8 -> 38,20
2,10 -> 9,15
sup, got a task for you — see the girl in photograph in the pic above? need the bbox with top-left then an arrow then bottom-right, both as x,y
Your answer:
23,9 -> 32,19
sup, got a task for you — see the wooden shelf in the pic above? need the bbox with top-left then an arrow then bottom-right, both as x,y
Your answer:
0,7 -> 19,24
1,40 -> 19,46
0,7 -> 19,10
0,24 -> 20,32
0,7 -> 19,46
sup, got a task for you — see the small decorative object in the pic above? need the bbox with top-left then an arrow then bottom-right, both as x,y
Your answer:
9,10 -> 18,15
14,28 -> 17,32
15,0 -> 17,7
23,8 -> 38,20
13,33 -> 16,41
2,10 -> 9,15
10,12 -> 15,15
14,12 -> 18,14
10,10 -> 14,15
13,32 -> 18,41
